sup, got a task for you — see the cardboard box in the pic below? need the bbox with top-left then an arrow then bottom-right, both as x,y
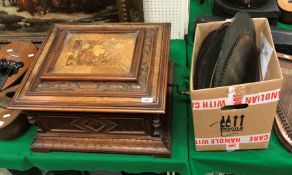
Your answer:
190,18 -> 283,151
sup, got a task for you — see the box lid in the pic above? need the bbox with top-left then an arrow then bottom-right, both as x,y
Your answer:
9,23 -> 171,114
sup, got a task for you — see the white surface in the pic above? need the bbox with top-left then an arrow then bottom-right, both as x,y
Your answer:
283,54 -> 290,59
141,97 -> 154,103
28,54 -> 35,58
143,0 -> 189,39
0,169 -> 11,175
3,114 -> 10,118
260,34 -> 273,80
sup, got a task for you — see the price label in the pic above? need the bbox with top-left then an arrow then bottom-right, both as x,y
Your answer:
226,143 -> 240,152
3,114 -> 10,118
141,97 -> 153,103
28,54 -> 34,58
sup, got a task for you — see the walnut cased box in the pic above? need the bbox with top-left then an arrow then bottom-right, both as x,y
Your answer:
8,23 -> 172,157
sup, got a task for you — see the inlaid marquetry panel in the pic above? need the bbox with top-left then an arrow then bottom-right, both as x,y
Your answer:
36,115 -> 151,135
40,27 -> 145,82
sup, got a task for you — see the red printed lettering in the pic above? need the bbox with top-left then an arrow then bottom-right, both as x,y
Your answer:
218,100 -> 226,108
233,95 -> 243,105
261,94 -> 265,101
271,91 -> 279,99
265,93 -> 271,100
252,96 -> 258,103
209,101 -> 213,108
263,134 -> 269,140
195,139 -> 209,145
193,89 -> 280,111
203,102 -> 208,108
195,102 -> 200,108
192,102 -> 200,109
249,134 -> 269,142
245,97 -> 251,104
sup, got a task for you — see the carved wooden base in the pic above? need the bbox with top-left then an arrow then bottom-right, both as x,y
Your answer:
29,63 -> 173,157
30,99 -> 171,157
31,116 -> 170,156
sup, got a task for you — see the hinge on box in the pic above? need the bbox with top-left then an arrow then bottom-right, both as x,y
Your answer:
168,83 -> 190,95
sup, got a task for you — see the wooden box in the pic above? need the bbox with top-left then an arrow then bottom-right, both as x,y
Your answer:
8,23 -> 172,157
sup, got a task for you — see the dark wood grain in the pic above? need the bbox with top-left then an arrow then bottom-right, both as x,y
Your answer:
28,63 -> 173,157
8,23 -> 172,157
0,41 -> 37,90
9,23 -> 171,114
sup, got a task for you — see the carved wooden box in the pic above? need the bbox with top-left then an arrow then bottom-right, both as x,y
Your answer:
8,23 -> 172,157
